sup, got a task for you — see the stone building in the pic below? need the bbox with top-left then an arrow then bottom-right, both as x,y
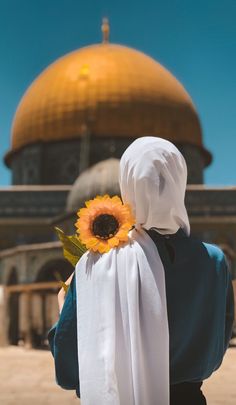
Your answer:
0,20 -> 235,347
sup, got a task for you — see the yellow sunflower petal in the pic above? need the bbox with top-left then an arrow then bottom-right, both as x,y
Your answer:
77,207 -> 89,217
95,240 -> 110,253
86,238 -> 100,248
108,237 -> 120,248
111,195 -> 122,202
116,228 -> 129,240
85,200 -> 93,208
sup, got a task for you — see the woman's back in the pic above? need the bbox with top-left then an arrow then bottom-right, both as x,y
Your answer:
48,228 -> 234,403
48,137 -> 235,404
148,228 -> 234,385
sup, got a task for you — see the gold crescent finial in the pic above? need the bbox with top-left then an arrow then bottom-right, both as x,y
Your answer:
102,17 -> 110,43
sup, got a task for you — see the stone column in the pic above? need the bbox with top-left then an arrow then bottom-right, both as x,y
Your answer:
24,291 -> 33,349
0,286 -> 8,346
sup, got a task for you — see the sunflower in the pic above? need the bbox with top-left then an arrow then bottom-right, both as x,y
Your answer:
75,195 -> 135,254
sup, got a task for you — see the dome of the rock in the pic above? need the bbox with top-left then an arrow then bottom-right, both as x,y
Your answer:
6,42 -> 211,165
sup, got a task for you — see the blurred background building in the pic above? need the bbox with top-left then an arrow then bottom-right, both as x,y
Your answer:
0,20 -> 235,347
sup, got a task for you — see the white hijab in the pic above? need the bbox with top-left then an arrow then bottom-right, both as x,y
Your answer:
75,137 -> 190,405
119,136 -> 190,235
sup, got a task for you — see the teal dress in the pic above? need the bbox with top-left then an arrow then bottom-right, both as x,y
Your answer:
48,228 -> 234,399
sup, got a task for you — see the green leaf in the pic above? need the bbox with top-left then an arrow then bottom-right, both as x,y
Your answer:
55,227 -> 87,267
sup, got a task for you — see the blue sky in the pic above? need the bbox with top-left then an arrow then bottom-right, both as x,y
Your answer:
0,0 -> 235,185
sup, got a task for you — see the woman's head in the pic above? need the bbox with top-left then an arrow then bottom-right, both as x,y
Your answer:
119,136 -> 190,235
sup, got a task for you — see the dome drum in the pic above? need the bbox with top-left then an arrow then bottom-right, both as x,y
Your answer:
6,136 -> 210,186
6,137 -> 134,185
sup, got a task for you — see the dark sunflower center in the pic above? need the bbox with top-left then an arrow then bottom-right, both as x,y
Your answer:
92,214 -> 119,239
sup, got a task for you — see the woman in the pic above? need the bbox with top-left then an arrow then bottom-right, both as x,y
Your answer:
48,137 -> 234,405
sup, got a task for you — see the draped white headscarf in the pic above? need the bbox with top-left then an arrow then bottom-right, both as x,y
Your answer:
75,137 -> 190,405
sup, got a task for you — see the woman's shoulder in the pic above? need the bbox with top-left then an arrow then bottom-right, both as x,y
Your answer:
188,232 -> 225,259
146,227 -> 227,270
188,235 -> 227,273
201,241 -> 225,261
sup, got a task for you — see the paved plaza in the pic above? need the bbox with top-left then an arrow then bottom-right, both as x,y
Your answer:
0,346 -> 235,404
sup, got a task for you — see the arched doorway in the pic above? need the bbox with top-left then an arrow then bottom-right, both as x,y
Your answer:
36,259 -> 72,283
34,259 -> 73,348
7,268 -> 19,345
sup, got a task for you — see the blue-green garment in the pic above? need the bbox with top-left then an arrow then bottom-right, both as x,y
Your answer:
48,228 -> 234,398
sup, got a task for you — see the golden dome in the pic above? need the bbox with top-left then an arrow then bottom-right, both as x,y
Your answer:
6,42 -> 211,164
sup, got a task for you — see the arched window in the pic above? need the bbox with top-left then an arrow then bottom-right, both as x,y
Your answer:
35,259 -> 73,282
34,259 -> 73,348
